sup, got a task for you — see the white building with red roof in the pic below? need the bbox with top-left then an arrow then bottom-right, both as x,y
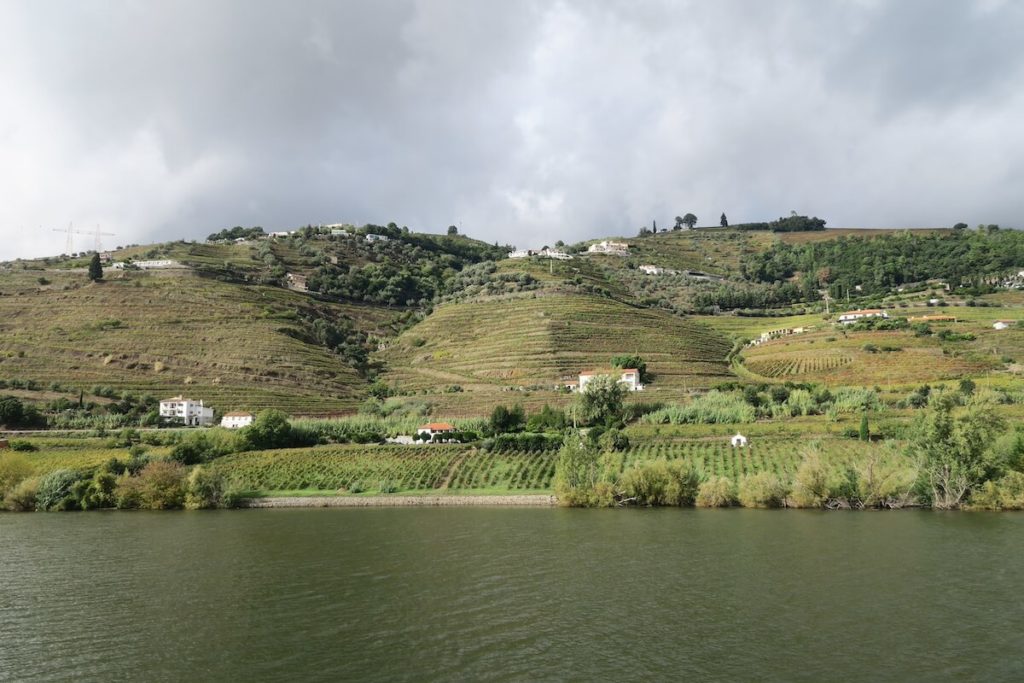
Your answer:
578,368 -> 643,392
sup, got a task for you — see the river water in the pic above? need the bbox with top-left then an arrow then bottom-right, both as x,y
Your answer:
2,508 -> 1024,681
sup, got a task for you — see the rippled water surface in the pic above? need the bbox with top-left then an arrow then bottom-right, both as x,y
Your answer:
3,509 -> 1024,681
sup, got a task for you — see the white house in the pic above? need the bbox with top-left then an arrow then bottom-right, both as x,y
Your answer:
587,240 -> 630,255
837,309 -> 889,324
508,247 -> 572,260
330,229 -> 350,237
132,260 -> 179,269
159,396 -> 215,427
269,231 -> 294,238
365,233 -> 390,242
994,320 -> 1015,330
731,433 -> 748,448
639,264 -> 664,275
416,422 -> 457,442
221,412 -> 254,429
578,369 -> 643,392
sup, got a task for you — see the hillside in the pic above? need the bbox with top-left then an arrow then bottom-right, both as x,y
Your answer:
5,223 -> 1024,423
378,293 -> 733,415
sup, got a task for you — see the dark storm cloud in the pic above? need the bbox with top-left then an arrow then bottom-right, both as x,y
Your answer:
1,0 -> 1023,259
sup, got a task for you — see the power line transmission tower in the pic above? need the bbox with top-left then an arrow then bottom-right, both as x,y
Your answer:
50,223 -> 116,253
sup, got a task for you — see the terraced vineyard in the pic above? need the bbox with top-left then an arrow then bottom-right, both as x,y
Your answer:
617,438 -> 881,482
747,352 -> 853,378
210,445 -> 558,494
378,293 -> 733,414
0,266 -> 391,414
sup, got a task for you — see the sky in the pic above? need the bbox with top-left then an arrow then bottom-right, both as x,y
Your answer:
1,0 -> 1023,259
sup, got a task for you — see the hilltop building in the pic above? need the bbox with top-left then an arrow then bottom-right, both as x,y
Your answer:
221,412 -> 254,429
159,396 -> 214,427
587,240 -> 630,255
837,309 -> 888,324
508,247 -> 572,260
365,233 -> 390,242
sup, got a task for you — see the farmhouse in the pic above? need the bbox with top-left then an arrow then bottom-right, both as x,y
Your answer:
159,396 -> 214,427
837,309 -> 888,324
221,412 -> 254,429
731,433 -> 748,448
508,247 -> 572,260
286,273 -> 308,292
587,240 -> 629,255
638,264 -> 677,275
578,368 -> 643,392
269,231 -> 294,238
132,260 -> 179,269
330,229 -> 350,237
416,422 -> 457,442
994,320 -> 1015,330
365,233 -> 390,242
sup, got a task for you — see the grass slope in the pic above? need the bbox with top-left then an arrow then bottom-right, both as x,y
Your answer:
377,293 -> 733,414
0,266 -> 389,414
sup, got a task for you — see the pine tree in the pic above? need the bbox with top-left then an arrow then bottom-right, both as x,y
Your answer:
720,213 -> 729,227
88,253 -> 103,282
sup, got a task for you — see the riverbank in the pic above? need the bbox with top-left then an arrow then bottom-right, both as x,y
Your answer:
242,494 -> 558,508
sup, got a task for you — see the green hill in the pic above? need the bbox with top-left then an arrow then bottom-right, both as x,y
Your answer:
378,293 -> 733,415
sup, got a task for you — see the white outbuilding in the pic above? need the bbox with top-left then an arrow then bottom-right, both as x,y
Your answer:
730,433 -> 748,448
221,412 -> 254,429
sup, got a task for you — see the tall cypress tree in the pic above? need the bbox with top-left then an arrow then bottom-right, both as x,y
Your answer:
88,253 -> 103,282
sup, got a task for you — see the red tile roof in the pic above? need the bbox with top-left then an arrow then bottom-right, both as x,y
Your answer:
418,422 -> 456,431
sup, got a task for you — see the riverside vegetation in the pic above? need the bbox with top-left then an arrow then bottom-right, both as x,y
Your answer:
6,220 -> 1024,511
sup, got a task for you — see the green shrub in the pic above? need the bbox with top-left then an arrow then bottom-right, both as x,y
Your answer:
971,472 -> 1024,510
617,460 -> 700,506
0,452 -> 33,496
8,440 -> 38,452
116,461 -> 187,510
36,469 -> 84,511
184,466 -> 228,509
696,476 -> 736,507
737,472 -> 789,508
71,471 -> 118,510
641,391 -> 756,425
5,477 -> 39,511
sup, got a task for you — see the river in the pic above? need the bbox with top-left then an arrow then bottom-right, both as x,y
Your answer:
2,508 -> 1023,681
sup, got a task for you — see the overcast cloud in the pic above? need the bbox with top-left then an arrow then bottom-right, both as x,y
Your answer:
2,0 -> 1023,259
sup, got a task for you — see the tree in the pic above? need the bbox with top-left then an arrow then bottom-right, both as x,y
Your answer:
611,354 -> 647,383
953,222 -> 969,231
88,253 -> 103,282
489,404 -> 526,435
577,374 -> 625,426
552,434 -> 602,505
0,396 -> 25,427
720,213 -> 729,227
859,412 -> 870,442
674,216 -> 684,230
908,399 -> 1005,508
241,410 -> 294,450
447,225 -> 458,236
652,219 -> 658,233
682,213 -> 698,229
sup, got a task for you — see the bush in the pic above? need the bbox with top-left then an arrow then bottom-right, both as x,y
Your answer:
696,476 -> 736,507
971,471 -> 1024,510
36,469 -> 84,511
8,440 -> 38,452
170,430 -> 240,465
0,452 -> 33,496
184,466 -> 228,509
737,472 -> 789,508
70,471 -> 118,510
116,461 -> 187,510
617,460 -> 700,506
5,477 -> 39,511
641,391 -> 756,425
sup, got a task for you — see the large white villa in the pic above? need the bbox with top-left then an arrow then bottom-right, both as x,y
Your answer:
159,396 -> 215,427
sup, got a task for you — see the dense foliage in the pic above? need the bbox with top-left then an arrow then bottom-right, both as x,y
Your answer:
743,229 -> 1024,296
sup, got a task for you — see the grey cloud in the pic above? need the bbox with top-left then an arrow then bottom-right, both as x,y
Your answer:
1,0 -> 1023,260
